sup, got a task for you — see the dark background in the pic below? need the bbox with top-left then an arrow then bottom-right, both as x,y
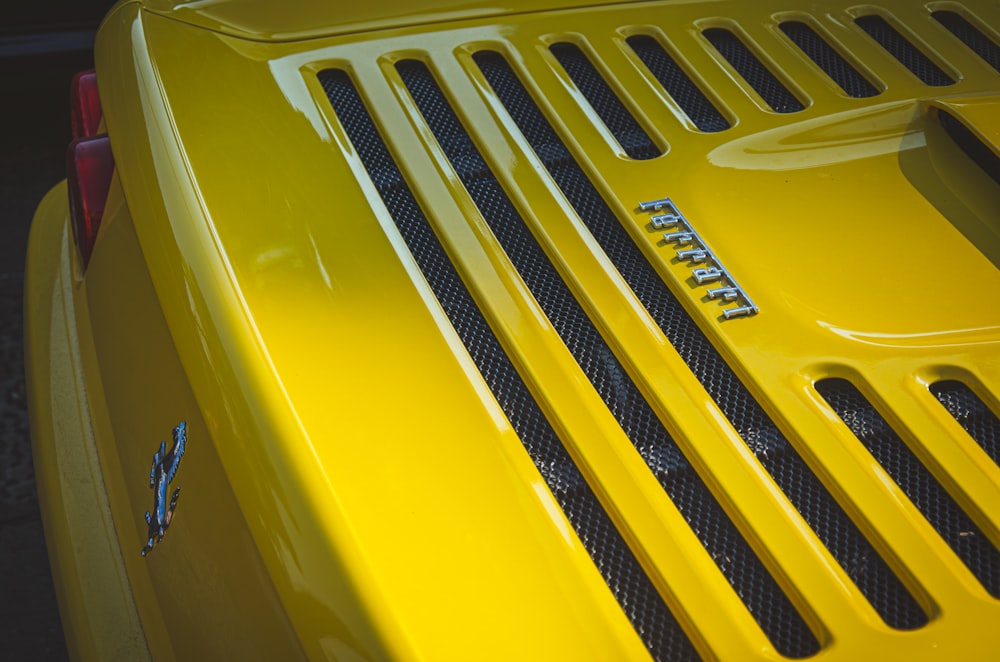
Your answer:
1,2 -> 116,659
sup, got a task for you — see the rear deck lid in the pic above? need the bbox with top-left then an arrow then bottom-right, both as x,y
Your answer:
114,1 -> 1000,658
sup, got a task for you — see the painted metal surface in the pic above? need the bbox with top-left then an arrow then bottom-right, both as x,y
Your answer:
140,0 -> 660,41
25,181 -> 151,662
27,0 -> 1000,659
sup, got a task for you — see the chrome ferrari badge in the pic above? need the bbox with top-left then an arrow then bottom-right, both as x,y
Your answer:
141,421 -> 188,557
638,198 -> 758,320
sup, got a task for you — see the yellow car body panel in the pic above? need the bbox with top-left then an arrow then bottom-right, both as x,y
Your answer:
140,0 -> 660,41
26,0 -> 1000,659
26,181 -> 150,661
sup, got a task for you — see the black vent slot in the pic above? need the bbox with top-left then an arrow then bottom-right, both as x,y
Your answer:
817,379 -> 1000,597
549,42 -> 660,159
779,21 -> 879,98
932,11 -> 1000,73
855,15 -> 955,86
399,57 -> 819,659
625,35 -> 730,132
939,110 -> 1000,187
318,68 -> 699,662
702,28 -> 805,113
473,50 -> 928,632
931,381 -> 1000,467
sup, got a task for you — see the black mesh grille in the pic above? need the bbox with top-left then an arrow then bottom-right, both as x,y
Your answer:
817,379 -> 1000,597
317,68 -> 700,662
779,21 -> 879,98
625,35 -> 730,132
855,15 -> 955,86
473,50 -> 929,632
931,381 -> 1000,467
702,28 -> 805,113
549,43 -> 660,159
932,10 -> 1000,73
398,57 -> 819,658
939,110 -> 1000,187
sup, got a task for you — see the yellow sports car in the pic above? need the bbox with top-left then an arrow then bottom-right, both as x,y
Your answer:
26,0 -> 1000,659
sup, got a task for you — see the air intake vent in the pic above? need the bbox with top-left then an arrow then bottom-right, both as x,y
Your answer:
404,55 -> 819,658
932,10 -> 1000,72
625,35 -> 730,132
931,381 -> 1000,467
472,49 -> 927,632
549,42 -> 660,159
855,15 -> 955,86
702,28 -> 805,113
816,379 -> 1000,597
318,67 -> 699,662
938,110 -> 1000,187
779,21 -> 880,98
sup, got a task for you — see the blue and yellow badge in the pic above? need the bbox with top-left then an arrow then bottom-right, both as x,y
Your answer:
141,421 -> 187,556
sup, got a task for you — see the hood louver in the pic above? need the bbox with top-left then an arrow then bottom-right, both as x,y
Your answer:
817,378 -> 1000,598
318,68 -> 700,662
311,1 -> 1000,658
932,381 -> 1000,466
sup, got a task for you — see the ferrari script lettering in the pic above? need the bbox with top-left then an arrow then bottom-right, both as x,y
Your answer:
638,198 -> 758,320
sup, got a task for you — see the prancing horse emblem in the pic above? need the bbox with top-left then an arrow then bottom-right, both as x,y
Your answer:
141,421 -> 187,557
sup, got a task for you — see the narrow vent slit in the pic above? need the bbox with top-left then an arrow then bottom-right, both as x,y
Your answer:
855,15 -> 955,86
702,28 -> 805,113
779,21 -> 879,98
817,379 -> 1000,597
474,50 -> 927,632
932,11 -> 1000,73
626,35 -> 730,132
938,110 -> 1000,187
550,42 -> 660,159
318,68 -> 699,662
931,381 -> 1000,467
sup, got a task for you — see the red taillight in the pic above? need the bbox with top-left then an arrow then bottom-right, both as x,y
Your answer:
67,135 -> 114,267
71,70 -> 102,139
67,69 -> 114,269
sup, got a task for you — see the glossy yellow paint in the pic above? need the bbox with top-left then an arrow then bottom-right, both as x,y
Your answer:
141,0 -> 661,42
29,0 -> 1000,659
84,172 -> 307,659
25,182 -> 150,661
92,2 -> 659,660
